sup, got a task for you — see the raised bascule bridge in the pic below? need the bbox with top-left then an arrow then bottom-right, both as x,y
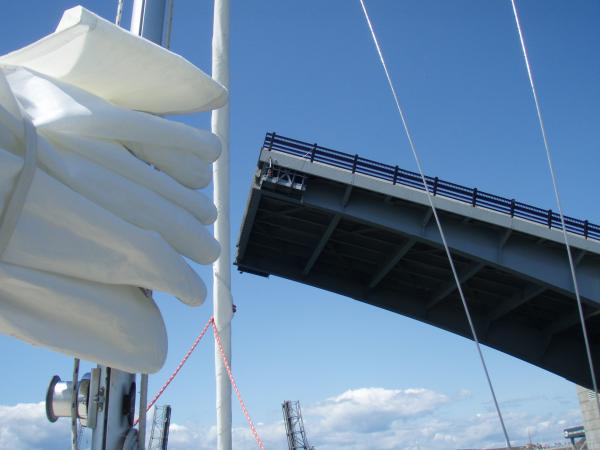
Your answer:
236,132 -> 600,389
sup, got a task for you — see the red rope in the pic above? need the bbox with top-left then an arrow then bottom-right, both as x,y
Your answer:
212,320 -> 267,450
133,315 -> 267,450
134,316 -> 213,425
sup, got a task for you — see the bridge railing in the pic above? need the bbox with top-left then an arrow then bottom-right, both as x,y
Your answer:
263,132 -> 600,241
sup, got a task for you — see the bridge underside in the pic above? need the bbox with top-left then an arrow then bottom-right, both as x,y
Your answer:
236,147 -> 600,389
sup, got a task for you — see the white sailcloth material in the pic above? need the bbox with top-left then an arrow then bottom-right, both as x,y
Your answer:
0,7 -> 227,373
0,263 -> 167,374
0,6 -> 228,115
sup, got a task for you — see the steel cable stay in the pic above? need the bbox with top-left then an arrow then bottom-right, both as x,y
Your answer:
509,0 -> 600,416
357,1 -> 513,448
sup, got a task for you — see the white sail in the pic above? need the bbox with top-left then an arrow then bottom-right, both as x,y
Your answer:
0,7 -> 226,373
42,131 -> 217,224
4,67 -> 222,164
0,146 -> 208,305
0,6 -> 227,115
0,263 -> 167,374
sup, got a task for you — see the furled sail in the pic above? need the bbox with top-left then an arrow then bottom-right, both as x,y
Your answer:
0,6 -> 227,114
0,6 -> 227,373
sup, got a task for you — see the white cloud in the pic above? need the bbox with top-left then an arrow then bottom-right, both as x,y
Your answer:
0,388 -> 578,450
307,387 -> 449,433
0,402 -> 69,450
149,420 -> 286,450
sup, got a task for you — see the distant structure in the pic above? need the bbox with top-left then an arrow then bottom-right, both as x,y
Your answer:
459,445 -> 573,450
282,400 -> 315,450
148,405 -> 172,450
564,425 -> 586,449
577,386 -> 600,450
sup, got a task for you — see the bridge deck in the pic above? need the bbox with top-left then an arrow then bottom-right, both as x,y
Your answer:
236,133 -> 600,389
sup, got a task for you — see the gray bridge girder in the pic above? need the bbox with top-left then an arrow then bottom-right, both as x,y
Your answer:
426,262 -> 485,310
368,239 -> 416,290
238,227 -> 596,387
303,214 -> 341,276
487,285 -> 546,323
236,149 -> 600,389
545,309 -> 600,337
299,182 -> 599,306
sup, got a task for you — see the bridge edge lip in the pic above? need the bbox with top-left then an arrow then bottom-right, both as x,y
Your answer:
258,148 -> 600,256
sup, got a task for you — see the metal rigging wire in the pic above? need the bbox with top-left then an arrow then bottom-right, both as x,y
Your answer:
71,358 -> 80,450
164,0 -> 175,49
115,0 -> 125,26
509,0 -> 600,413
357,1 -> 513,447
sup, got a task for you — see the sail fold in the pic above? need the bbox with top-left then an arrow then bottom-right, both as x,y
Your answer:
0,6 -> 227,114
0,7 -> 226,373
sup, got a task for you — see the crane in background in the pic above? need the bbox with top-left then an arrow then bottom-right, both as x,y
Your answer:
282,401 -> 315,450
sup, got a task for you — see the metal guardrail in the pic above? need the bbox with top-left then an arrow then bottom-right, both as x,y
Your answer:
263,132 -> 600,241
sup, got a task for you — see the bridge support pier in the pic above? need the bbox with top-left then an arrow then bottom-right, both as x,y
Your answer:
578,385 -> 600,449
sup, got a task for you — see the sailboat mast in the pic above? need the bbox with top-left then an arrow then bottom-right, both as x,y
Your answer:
132,1 -> 233,447
211,0 -> 233,449
128,2 -> 170,450
131,1 -> 233,448
130,0 -> 169,44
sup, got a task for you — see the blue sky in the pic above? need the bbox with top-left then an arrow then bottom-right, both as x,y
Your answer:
1,1 -> 599,449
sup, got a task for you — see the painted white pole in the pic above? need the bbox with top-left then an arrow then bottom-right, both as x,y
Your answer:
211,0 -> 232,449
139,373 -> 149,450
130,0 -> 144,35
130,0 -> 168,45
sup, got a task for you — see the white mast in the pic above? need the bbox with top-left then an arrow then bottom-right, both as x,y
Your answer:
130,0 -> 168,44
211,1 -> 233,450
132,1 -> 233,447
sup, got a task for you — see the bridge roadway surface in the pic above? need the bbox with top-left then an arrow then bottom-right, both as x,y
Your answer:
236,133 -> 600,389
